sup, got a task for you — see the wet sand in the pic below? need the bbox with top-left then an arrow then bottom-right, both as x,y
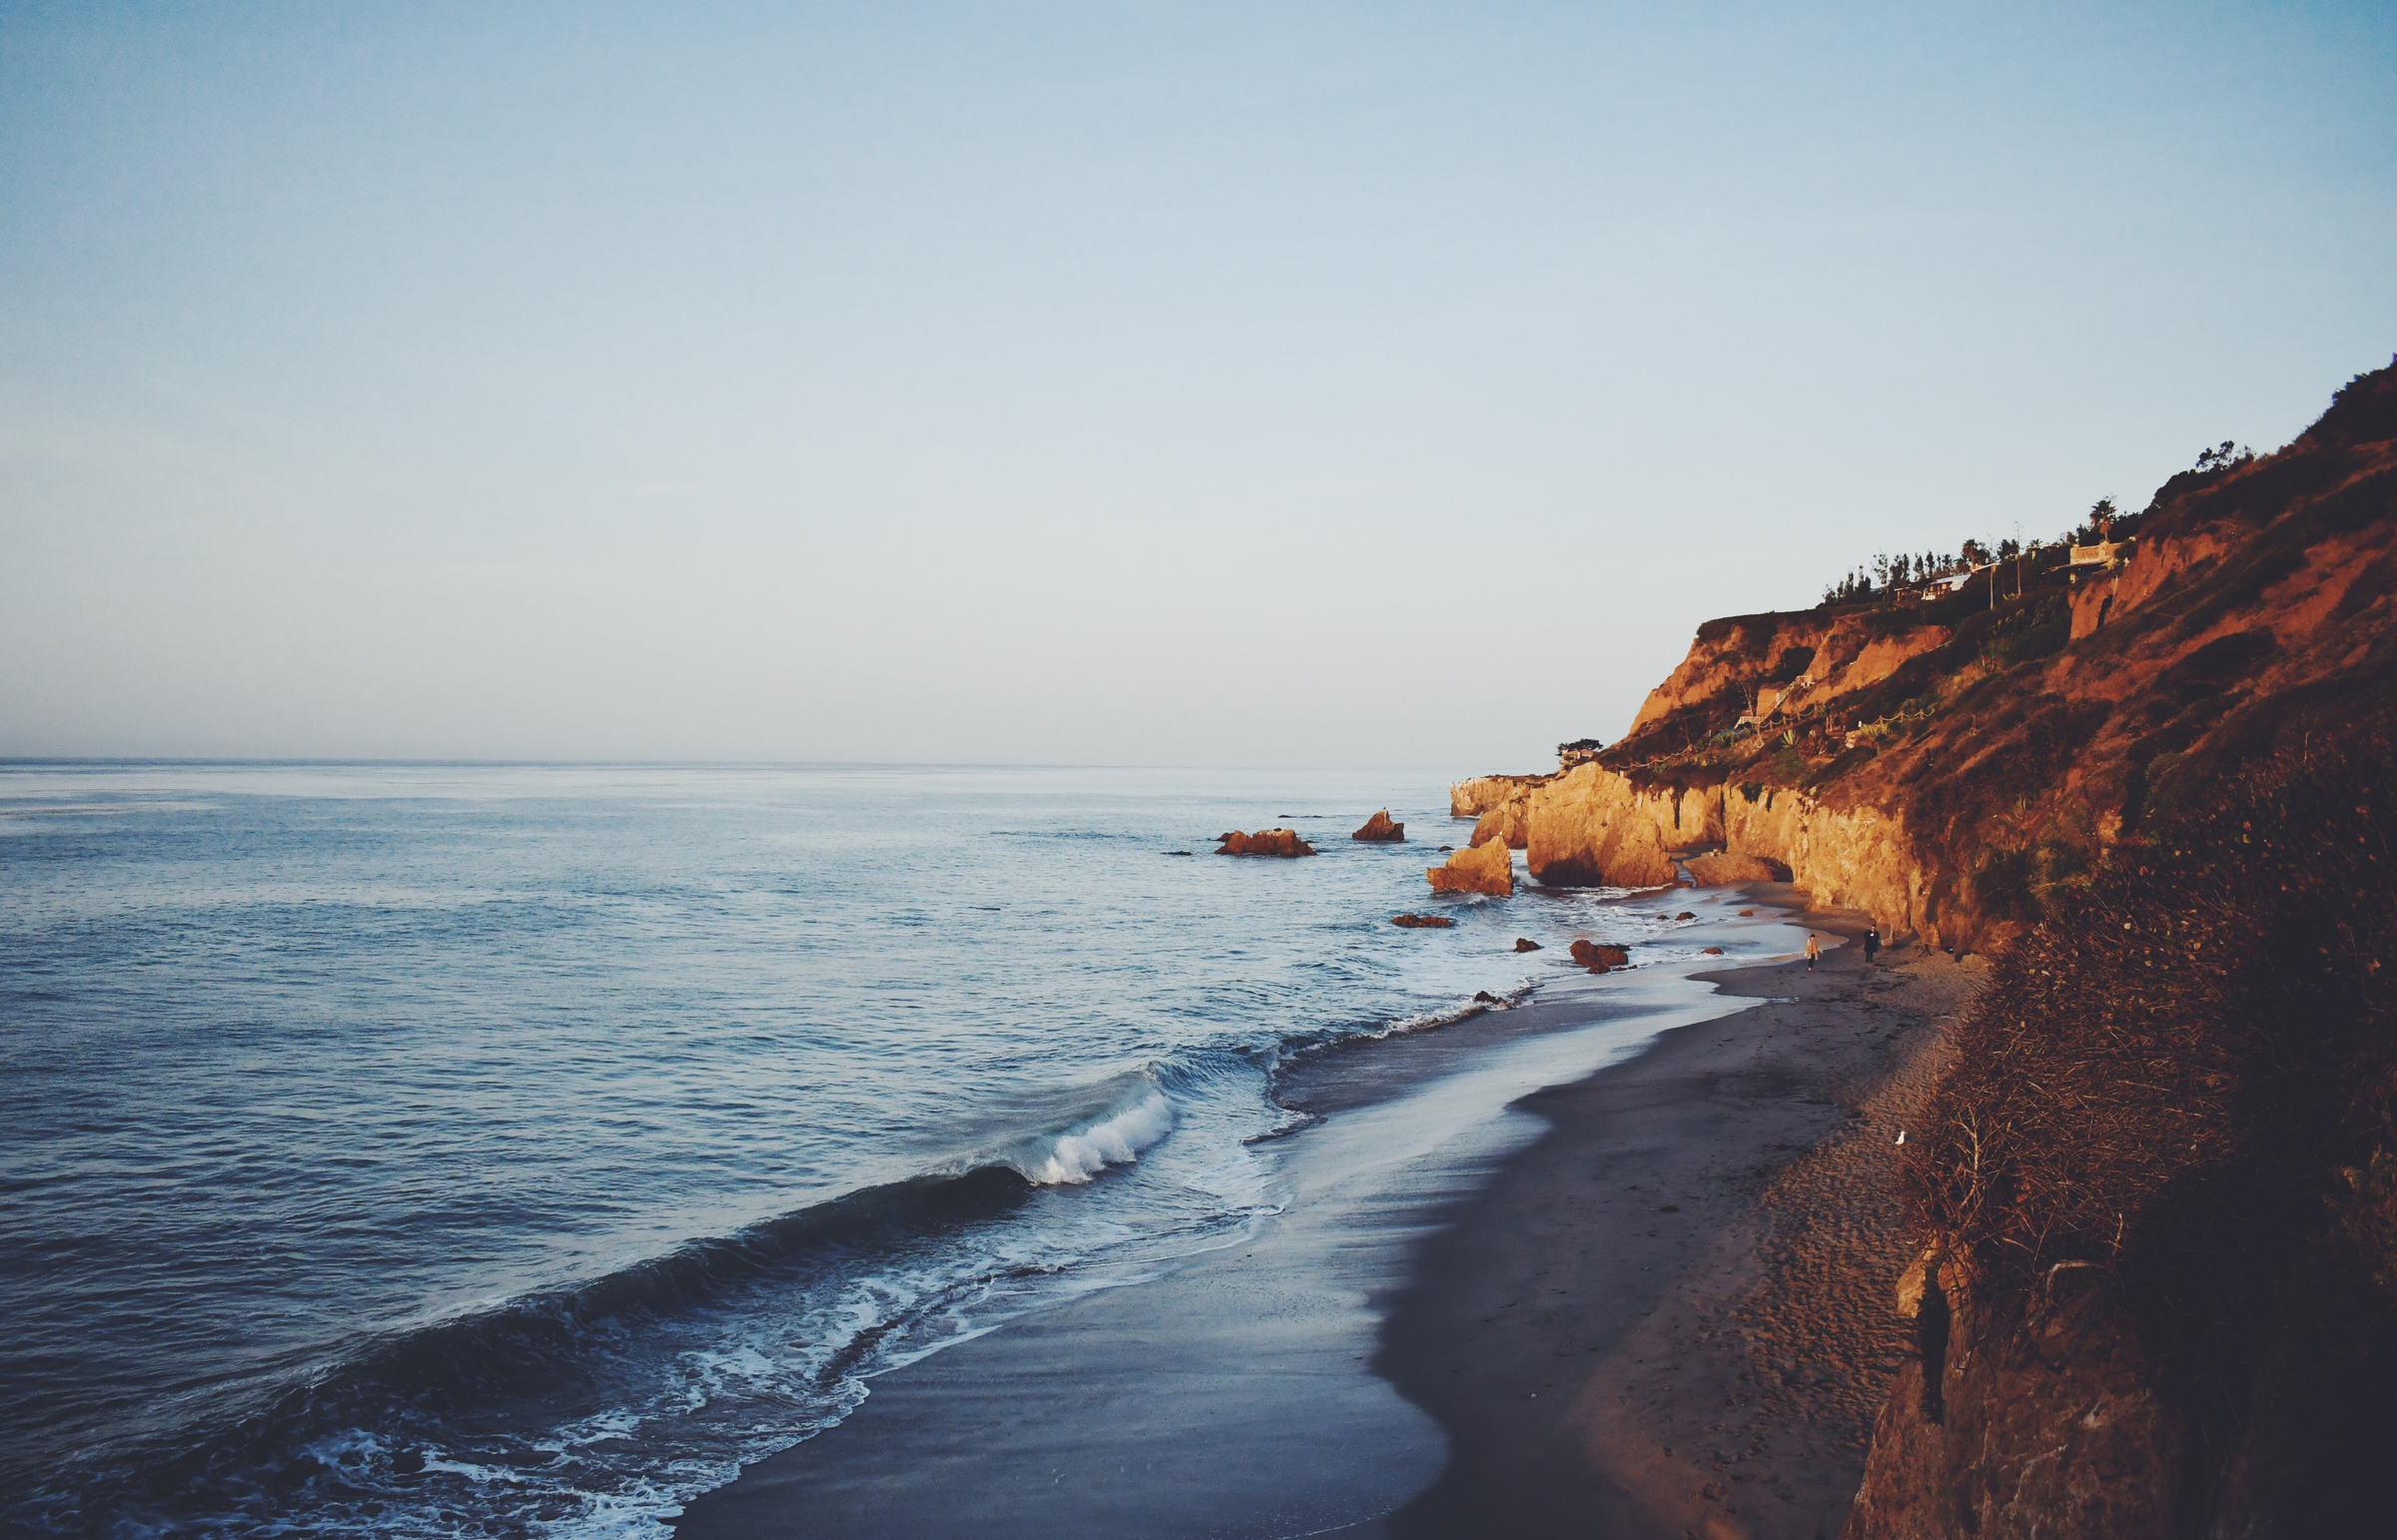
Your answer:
671,893 -> 1975,1539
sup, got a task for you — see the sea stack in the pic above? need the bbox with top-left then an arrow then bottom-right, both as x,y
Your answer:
1351,810 -> 1405,842
1427,839 -> 1513,897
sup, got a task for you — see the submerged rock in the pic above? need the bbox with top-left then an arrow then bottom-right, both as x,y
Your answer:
1675,911 -> 1696,921
1216,829 -> 1316,857
1514,938 -> 1542,952
1351,809 -> 1405,842
1391,913 -> 1453,928
1427,839 -> 1514,897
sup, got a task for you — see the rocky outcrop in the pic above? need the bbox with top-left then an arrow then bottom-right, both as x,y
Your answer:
1513,938 -> 1541,952
1215,829 -> 1315,857
1469,797 -> 1530,850
1465,762 -> 1943,941
1522,766 -> 1719,889
1390,913 -> 1453,928
1427,839 -> 1513,897
1351,809 -> 1405,842
1684,852 -> 1789,885
1449,774 -> 1550,818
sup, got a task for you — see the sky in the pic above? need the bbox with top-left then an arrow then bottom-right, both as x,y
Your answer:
3,1 -> 2392,767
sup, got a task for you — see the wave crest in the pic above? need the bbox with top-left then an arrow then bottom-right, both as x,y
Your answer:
1006,1081 -> 1177,1185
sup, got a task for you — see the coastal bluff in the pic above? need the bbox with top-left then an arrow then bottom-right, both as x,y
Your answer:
1450,354 -> 2397,952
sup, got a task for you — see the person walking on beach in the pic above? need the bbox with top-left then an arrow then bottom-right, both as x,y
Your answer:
1805,933 -> 1821,969
1864,925 -> 1881,966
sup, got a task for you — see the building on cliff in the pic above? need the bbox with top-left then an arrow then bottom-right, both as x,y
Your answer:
1557,737 -> 1605,769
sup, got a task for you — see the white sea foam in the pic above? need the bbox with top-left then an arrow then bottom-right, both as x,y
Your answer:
1015,1088 -> 1178,1185
1367,979 -> 1537,1040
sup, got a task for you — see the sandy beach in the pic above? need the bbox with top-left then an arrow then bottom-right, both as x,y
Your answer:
1381,907 -> 1979,1540
671,893 -> 1979,1539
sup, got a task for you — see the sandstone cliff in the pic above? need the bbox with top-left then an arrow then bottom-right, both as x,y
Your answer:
1519,766 -> 1713,890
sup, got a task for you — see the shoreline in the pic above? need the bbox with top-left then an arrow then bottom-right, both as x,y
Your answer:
669,891 -> 1969,1538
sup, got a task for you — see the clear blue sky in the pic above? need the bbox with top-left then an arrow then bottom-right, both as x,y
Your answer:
4,1 -> 2391,765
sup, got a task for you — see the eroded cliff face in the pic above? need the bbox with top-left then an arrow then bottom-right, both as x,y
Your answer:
1520,766 -> 1714,890
1722,787 -> 1927,942
1624,610 -> 1957,746
1463,767 -> 1941,938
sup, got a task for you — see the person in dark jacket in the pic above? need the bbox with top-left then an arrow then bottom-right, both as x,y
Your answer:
1864,925 -> 1881,965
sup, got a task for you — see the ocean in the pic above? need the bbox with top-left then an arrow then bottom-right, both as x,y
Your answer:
0,762 -> 1703,1537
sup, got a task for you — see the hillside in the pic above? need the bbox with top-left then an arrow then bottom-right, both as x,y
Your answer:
1457,356 -> 2397,953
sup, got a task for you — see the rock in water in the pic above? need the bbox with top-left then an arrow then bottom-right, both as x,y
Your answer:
1215,829 -> 1316,857
1351,809 -> 1405,842
1514,938 -> 1542,952
1674,911 -> 1696,921
1470,798 -> 1531,850
1700,946 -> 1724,955
1391,913 -> 1453,928
1427,839 -> 1514,897
1569,939 -> 1630,969
1472,990 -> 1500,1004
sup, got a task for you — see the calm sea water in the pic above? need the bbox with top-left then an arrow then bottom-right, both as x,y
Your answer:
0,763 -> 1662,1537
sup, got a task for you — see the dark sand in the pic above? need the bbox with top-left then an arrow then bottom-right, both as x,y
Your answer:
1382,914 -> 1978,1540
672,893 -> 1975,1539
